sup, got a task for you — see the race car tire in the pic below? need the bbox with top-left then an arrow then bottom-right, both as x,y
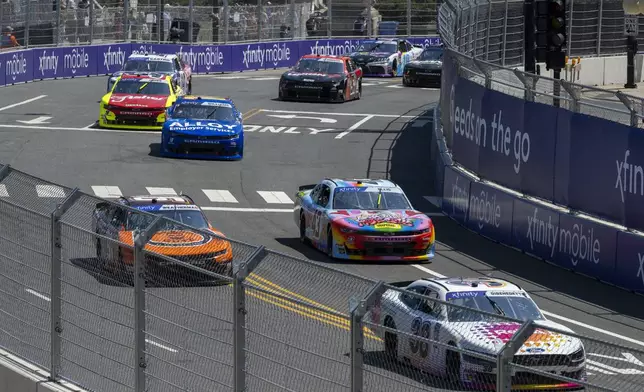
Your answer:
384,317 -> 398,359
299,214 -> 309,244
337,90 -> 345,103
326,226 -> 334,257
391,60 -> 398,77
188,78 -> 193,95
402,77 -> 408,86
356,81 -> 362,100
446,344 -> 462,386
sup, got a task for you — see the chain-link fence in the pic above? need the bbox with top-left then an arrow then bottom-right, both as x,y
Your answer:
1,164 -> 643,392
438,0 -> 644,129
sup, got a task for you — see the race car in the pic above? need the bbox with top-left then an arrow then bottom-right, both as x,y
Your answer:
348,38 -> 424,77
160,96 -> 244,160
293,179 -> 435,261
403,46 -> 444,87
106,53 -> 192,94
93,194 -> 233,281
369,277 -> 586,390
278,54 -> 362,102
98,74 -> 184,131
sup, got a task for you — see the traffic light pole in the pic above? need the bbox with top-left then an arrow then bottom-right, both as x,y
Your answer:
553,68 -> 561,107
524,0 -> 536,74
625,35 -> 638,89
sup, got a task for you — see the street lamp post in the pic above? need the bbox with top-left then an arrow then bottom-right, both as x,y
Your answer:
623,0 -> 642,89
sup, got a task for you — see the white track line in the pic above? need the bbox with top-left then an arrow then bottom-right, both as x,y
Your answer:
0,124 -> 161,134
0,185 -> 8,197
410,264 -> 644,347
146,187 -> 177,196
259,109 -> 429,119
202,189 -> 239,203
256,191 -> 293,204
0,95 -> 47,112
200,206 -> 293,212
24,288 -> 177,353
336,115 -> 374,139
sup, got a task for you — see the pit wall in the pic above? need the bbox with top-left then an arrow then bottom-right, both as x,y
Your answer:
0,37 -> 440,86
435,50 -> 644,295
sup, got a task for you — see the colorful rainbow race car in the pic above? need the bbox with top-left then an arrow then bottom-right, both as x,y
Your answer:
293,178 -> 435,261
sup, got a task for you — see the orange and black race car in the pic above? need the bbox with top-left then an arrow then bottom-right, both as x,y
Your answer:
92,194 -> 233,281
278,54 -> 363,102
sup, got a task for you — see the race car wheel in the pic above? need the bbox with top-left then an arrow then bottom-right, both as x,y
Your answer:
402,76 -> 408,86
188,77 -> 193,94
356,82 -> 362,100
384,317 -> 398,359
326,226 -> 334,257
299,214 -> 308,244
446,344 -> 462,385
391,60 -> 398,77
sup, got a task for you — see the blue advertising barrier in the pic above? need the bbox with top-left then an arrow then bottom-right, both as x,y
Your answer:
441,49 -> 644,233
0,36 -> 441,87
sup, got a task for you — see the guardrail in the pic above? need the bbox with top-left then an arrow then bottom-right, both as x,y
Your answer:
0,36 -> 441,85
0,163 -> 642,392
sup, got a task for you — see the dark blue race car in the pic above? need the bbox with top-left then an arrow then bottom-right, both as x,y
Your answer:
160,96 -> 244,161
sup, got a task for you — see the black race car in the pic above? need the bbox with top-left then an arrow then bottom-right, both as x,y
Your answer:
402,46 -> 444,87
278,54 -> 363,102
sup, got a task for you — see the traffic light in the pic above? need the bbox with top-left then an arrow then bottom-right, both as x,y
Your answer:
534,0 -> 567,70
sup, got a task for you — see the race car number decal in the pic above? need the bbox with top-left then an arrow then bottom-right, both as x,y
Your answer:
311,209 -> 323,238
409,317 -> 432,358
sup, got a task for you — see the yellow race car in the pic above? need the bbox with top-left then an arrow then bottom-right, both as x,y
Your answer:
98,74 -> 184,131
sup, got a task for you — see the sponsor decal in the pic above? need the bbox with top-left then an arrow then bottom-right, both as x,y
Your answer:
178,46 -> 224,70
63,47 -> 89,74
131,44 -> 158,56
242,44 -> 264,68
103,46 -> 127,72
6,52 -> 28,82
38,50 -> 59,76
615,149 -> 644,204
265,42 -> 291,67
445,291 -> 484,299
308,40 -> 360,56
351,211 -> 413,228
111,95 -> 167,103
168,121 -> 237,132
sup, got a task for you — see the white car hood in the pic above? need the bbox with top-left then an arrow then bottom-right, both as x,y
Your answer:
456,319 -> 582,356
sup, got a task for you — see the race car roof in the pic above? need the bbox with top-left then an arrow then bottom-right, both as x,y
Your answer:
330,178 -> 399,189
123,195 -> 195,206
128,54 -> 176,62
119,73 -> 169,80
427,277 -> 523,293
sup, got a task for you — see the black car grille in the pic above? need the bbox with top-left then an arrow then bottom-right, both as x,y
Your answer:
283,81 -> 337,99
513,354 -> 571,367
345,242 -> 427,257
180,134 -> 237,141
405,68 -> 441,85
168,143 -> 239,156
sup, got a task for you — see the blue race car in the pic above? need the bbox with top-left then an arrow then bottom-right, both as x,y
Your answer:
160,96 -> 244,160
106,53 -> 192,94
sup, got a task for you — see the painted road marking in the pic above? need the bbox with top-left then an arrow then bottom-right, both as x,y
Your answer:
336,115 -> 375,139
91,186 -> 123,199
252,77 -> 280,80
202,189 -> 239,203
257,191 -> 293,204
36,185 -> 66,198
410,264 -> 644,348
386,85 -> 404,89
267,114 -> 337,124
0,185 -> 7,197
23,289 -> 178,352
210,75 -> 247,79
259,109 -> 430,119
0,95 -> 47,112
586,365 -> 615,375
146,187 -> 177,196
17,116 -> 52,125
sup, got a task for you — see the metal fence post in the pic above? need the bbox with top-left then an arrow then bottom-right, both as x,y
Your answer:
290,0 -> 296,40
223,0 -> 229,44
189,0 -> 194,43
616,92 -> 639,127
89,0 -> 94,44
366,0 -> 372,38
49,188 -> 82,382
514,69 -> 535,102
257,0 -> 262,41
56,0 -> 62,45
485,0 -> 492,60
472,58 -> 492,89
157,0 -> 162,43
501,0 -> 509,65
233,246 -> 268,392
406,0 -> 411,37
496,321 -> 536,392
473,0 -> 480,56
596,0 -> 603,56
25,0 -> 30,48
350,281 -> 385,392
327,0 -> 332,37
560,80 -> 580,112
132,216 -> 164,392
566,0 -> 574,56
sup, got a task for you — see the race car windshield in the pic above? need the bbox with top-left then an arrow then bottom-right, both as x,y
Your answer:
171,104 -> 235,121
447,295 -> 545,322
123,60 -> 175,72
294,59 -> 344,74
113,80 -> 170,95
333,189 -> 411,210
356,42 -> 397,53
126,209 -> 209,230
419,49 -> 443,61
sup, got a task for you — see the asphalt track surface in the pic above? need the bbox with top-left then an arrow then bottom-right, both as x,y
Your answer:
0,70 -> 643,392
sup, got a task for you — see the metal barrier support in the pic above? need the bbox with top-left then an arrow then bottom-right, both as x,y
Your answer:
350,280 -> 385,392
233,245 -> 267,392
49,187 -> 81,382
133,215 -> 164,392
0,164 -> 10,181
496,320 -> 536,392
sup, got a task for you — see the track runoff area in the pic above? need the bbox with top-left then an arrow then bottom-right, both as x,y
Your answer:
0,69 -> 642,390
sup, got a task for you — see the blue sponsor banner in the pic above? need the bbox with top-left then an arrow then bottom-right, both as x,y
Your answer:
32,48 -> 62,80
555,214 -> 617,279
190,45 -> 231,74
614,231 -> 644,293
3,50 -> 33,85
553,108 -> 572,206
408,36 -> 442,48
511,198 -> 560,261
95,43 -> 131,75
447,78 -> 485,171
0,54 -> 4,87
299,39 -> 362,57
442,165 -> 471,225
60,46 -> 97,78
263,41 -> 299,69
230,43 -> 266,71
466,182 -> 514,245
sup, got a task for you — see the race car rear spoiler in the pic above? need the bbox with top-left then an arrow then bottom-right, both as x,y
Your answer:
298,184 -> 316,191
